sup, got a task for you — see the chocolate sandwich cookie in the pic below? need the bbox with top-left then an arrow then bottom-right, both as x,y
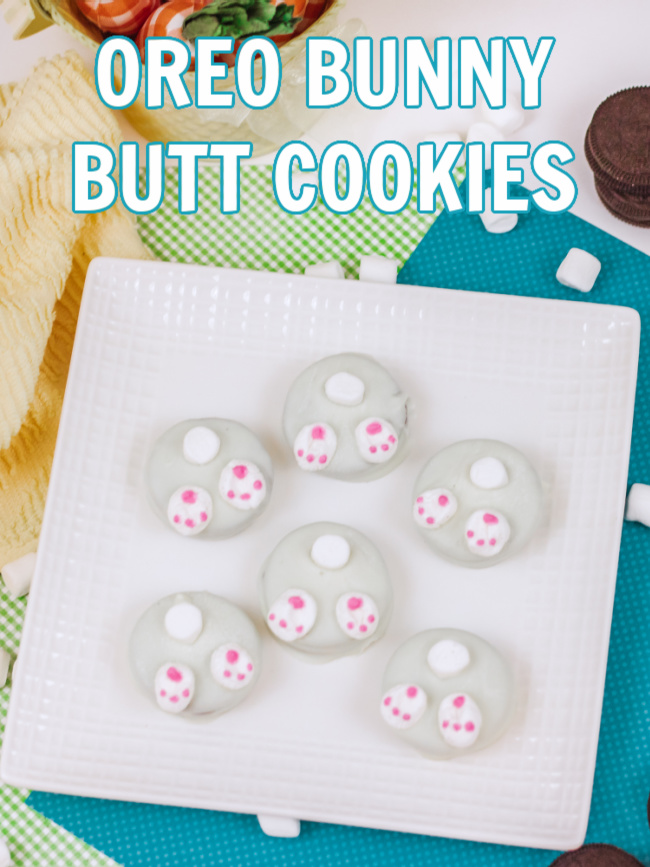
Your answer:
550,843 -> 643,867
595,179 -> 650,227
584,87 -> 650,195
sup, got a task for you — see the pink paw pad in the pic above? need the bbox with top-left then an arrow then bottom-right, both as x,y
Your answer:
154,662 -> 195,714
335,592 -> 380,640
210,643 -> 255,690
380,683 -> 427,730
293,422 -> 337,472
464,509 -> 510,557
167,486 -> 212,537
218,460 -> 267,511
267,588 -> 317,642
438,692 -> 482,748
355,417 -> 399,464
413,488 -> 457,530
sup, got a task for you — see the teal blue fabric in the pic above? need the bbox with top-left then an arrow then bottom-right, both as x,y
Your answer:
28,192 -> 650,865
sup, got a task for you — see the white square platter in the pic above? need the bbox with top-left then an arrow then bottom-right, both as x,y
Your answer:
1,257 -> 640,851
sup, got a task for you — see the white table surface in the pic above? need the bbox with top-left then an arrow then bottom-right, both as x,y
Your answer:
1,0 -> 650,255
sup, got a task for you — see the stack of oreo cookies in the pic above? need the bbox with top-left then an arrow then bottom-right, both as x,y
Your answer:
585,86 -> 650,227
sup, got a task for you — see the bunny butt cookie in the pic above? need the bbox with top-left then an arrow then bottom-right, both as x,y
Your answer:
380,628 -> 515,759
412,439 -> 543,568
283,353 -> 411,482
146,418 -> 273,540
259,522 -> 392,663
129,592 -> 262,717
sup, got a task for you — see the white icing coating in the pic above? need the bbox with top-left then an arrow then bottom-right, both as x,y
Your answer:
210,643 -> 255,690
218,460 -> 267,510
380,683 -> 427,730
182,425 -> 220,465
167,486 -> 212,536
427,639 -> 470,679
324,371 -> 365,407
438,692 -> 482,748
293,422 -> 337,471
164,602 -> 203,644
267,589 -> 317,642
311,534 -> 351,570
465,509 -> 511,557
154,662 -> 195,713
355,417 -> 399,464
413,488 -> 457,529
469,456 -> 509,490
335,592 -> 379,640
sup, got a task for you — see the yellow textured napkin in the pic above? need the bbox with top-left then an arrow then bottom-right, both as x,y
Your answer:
0,51 -> 151,570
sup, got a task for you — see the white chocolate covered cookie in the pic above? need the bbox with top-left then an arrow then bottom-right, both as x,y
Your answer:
129,591 -> 262,718
259,522 -> 392,663
412,439 -> 543,568
380,628 -> 515,759
145,418 -> 273,540
282,353 -> 411,482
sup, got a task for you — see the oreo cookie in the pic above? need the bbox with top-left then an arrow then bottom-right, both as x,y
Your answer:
595,178 -> 650,226
549,843 -> 644,867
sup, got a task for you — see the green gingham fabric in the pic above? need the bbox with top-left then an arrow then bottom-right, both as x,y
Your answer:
0,163 -> 450,866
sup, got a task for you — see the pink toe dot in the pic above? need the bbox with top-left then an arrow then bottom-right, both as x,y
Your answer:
384,696 -> 392,706
347,622 -> 353,629
417,496 -> 423,503
297,449 -> 304,457
237,673 -> 245,680
453,696 -> 465,708
247,663 -> 253,671
418,507 -> 424,515
381,444 -> 389,451
224,670 -> 231,677
477,539 -> 485,546
240,493 -> 251,500
181,489 -> 197,504
438,495 -> 449,506
360,624 -> 368,633
370,446 -> 377,453
490,538 -> 497,546
427,517 -> 435,525
389,435 -> 396,443
233,465 -> 248,479
453,723 -> 461,731
288,596 -> 304,609
465,722 -> 475,732
160,690 -> 166,696
312,426 -> 326,440
185,519 -> 195,528
392,707 -> 399,716
182,689 -> 190,697
253,480 -> 263,490
406,687 -> 418,698
167,667 -> 182,682
170,696 -> 179,703
442,720 -> 449,728
467,530 -> 474,538
296,625 -> 304,633
269,613 -> 275,620
307,454 -> 315,463
173,515 -> 180,523
403,713 -> 411,721
319,455 -> 327,464
367,422 -> 382,435
227,490 -> 235,499
279,620 -> 287,628
483,513 -> 499,524
200,512 -> 208,522
368,615 -> 375,623
226,650 -> 239,664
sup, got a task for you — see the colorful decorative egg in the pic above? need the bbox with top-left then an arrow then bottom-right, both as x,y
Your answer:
76,0 -> 160,36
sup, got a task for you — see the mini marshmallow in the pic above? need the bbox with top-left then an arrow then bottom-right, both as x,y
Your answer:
325,371 -> 365,406
0,648 -> 10,688
311,534 -> 351,570
381,683 -> 427,730
267,589 -> 317,642
470,456 -> 509,490
625,483 -> 650,526
427,640 -> 470,679
164,602 -> 203,644
293,422 -> 337,471
480,89 -> 525,134
438,692 -> 482,748
359,254 -> 398,285
155,662 -> 195,714
479,188 -> 518,234
466,122 -> 504,170
335,592 -> 379,640
304,260 -> 345,280
556,248 -> 601,293
413,488 -> 457,529
183,426 -> 220,465
211,643 -> 255,690
167,486 -> 212,536
424,132 -> 466,168
1,551 -> 36,599
465,509 -> 511,557
355,417 -> 399,464
219,460 -> 267,510
0,836 -> 10,867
